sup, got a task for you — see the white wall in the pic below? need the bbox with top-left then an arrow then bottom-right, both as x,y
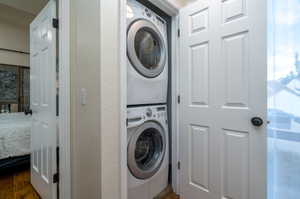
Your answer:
0,0 -> 48,15
99,0 -> 122,198
70,0 -> 122,198
0,4 -> 34,67
70,0 -> 101,198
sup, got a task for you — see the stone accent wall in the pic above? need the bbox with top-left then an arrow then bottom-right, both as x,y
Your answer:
0,66 -> 17,102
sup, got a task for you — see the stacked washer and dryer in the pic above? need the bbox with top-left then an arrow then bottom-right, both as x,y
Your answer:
126,1 -> 169,199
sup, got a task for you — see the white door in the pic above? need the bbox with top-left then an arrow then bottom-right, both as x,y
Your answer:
30,1 -> 57,199
179,0 -> 267,199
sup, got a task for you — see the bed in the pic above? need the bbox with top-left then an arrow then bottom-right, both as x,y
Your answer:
0,113 -> 31,173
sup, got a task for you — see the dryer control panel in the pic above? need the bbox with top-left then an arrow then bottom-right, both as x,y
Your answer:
127,0 -> 167,32
142,8 -> 166,30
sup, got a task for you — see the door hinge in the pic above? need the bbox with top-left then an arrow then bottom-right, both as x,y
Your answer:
177,95 -> 181,104
53,173 -> 59,183
56,62 -> 59,73
126,118 -> 128,126
177,29 -> 180,37
52,18 -> 59,29
53,147 -> 59,184
177,161 -> 181,170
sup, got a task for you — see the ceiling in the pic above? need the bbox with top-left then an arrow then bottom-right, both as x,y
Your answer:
167,0 -> 197,8
0,0 -> 48,15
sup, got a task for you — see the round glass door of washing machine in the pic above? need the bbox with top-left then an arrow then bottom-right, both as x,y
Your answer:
127,121 -> 166,179
127,19 -> 167,78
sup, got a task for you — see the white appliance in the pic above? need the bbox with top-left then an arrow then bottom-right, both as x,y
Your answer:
127,0 -> 168,105
127,105 -> 169,199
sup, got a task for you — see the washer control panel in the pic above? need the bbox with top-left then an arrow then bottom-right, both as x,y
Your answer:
145,106 -> 166,119
145,8 -> 152,18
127,105 -> 167,128
146,108 -> 153,117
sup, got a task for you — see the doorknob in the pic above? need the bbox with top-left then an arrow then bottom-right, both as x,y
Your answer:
24,109 -> 33,115
251,117 -> 264,127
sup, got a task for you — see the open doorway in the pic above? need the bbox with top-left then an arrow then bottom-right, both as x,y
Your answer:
0,0 -> 59,198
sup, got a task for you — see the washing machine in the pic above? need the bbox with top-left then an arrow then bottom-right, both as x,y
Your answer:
127,105 -> 169,199
127,0 -> 168,106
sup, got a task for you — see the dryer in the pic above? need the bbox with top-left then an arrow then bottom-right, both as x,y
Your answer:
127,105 -> 169,199
127,0 -> 168,106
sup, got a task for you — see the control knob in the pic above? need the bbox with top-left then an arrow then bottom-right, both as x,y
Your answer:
146,108 -> 152,117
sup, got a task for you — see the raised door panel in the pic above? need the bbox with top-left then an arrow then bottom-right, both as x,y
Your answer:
189,125 -> 209,192
40,49 -> 50,107
32,120 -> 40,174
40,123 -> 51,184
222,0 -> 246,23
222,130 -> 249,199
222,32 -> 249,108
189,8 -> 209,35
189,42 -> 209,107
31,54 -> 40,108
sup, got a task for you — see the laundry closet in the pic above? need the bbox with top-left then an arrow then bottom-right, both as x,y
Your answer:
126,1 -> 170,198
123,0 -> 267,199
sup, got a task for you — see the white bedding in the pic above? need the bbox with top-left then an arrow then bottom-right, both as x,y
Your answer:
0,113 -> 31,159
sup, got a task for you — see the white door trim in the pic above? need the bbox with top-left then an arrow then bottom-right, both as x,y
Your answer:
170,15 -> 180,194
120,0 -> 127,198
119,0 -> 179,198
58,0 -> 71,198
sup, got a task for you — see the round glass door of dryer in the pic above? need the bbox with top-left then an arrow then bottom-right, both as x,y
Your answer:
127,121 -> 166,179
127,19 -> 166,78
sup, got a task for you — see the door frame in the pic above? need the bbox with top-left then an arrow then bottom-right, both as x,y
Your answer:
57,0 -> 71,198
119,0 -> 180,198
170,14 -> 180,194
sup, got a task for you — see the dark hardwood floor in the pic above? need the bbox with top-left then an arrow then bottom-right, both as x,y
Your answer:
0,169 -> 40,199
162,192 -> 180,199
0,169 -> 179,199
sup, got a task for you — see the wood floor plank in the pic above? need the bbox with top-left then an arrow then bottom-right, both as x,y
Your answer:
154,184 -> 180,199
0,174 -> 14,199
0,169 -> 40,199
13,170 -> 40,199
163,192 -> 180,199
